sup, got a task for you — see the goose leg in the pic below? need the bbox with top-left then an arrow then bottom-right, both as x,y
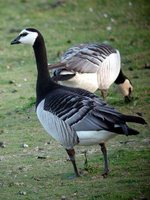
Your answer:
84,150 -> 88,166
83,150 -> 89,170
66,149 -> 80,177
101,89 -> 108,101
99,143 -> 109,177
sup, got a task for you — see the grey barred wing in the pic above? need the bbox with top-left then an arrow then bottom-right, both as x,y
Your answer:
43,89 -> 124,132
61,43 -> 117,73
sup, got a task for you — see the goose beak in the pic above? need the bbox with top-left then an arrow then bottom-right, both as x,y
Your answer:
11,36 -> 21,45
124,95 -> 132,103
124,88 -> 133,103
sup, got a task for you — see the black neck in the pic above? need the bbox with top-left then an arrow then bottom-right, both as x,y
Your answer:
114,70 -> 127,84
33,34 -> 57,106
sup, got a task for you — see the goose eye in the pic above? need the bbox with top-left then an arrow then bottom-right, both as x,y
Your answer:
20,32 -> 28,37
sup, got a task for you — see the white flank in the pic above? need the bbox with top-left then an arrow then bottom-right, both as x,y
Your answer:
59,72 -> 98,92
77,131 -> 116,146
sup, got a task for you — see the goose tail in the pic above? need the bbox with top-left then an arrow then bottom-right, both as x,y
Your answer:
113,114 -> 146,136
127,127 -> 139,135
114,126 -> 140,136
123,114 -> 147,125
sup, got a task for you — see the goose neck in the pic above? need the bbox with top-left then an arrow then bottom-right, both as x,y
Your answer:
33,34 -> 57,106
114,70 -> 127,84
33,37 -> 49,81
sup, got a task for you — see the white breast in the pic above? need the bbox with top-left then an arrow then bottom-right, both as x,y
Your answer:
36,100 -> 60,141
97,51 -> 121,90
36,100 -> 79,149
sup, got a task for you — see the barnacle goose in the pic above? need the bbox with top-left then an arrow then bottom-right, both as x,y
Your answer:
49,43 -> 133,102
11,28 -> 146,178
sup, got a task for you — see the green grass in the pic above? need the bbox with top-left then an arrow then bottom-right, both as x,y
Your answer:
0,0 -> 150,199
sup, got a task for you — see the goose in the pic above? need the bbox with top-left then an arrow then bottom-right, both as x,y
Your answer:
11,28 -> 146,178
49,43 -> 133,102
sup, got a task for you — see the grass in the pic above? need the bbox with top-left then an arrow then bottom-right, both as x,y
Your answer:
0,0 -> 150,199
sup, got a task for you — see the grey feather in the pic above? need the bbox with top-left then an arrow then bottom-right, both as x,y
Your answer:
60,43 -> 117,73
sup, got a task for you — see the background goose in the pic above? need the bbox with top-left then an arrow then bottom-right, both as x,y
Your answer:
49,43 -> 133,102
11,28 -> 146,178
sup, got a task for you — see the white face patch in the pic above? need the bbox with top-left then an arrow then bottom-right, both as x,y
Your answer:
118,79 -> 133,96
18,29 -> 38,45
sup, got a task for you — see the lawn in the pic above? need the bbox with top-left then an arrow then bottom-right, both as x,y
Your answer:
0,0 -> 150,199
